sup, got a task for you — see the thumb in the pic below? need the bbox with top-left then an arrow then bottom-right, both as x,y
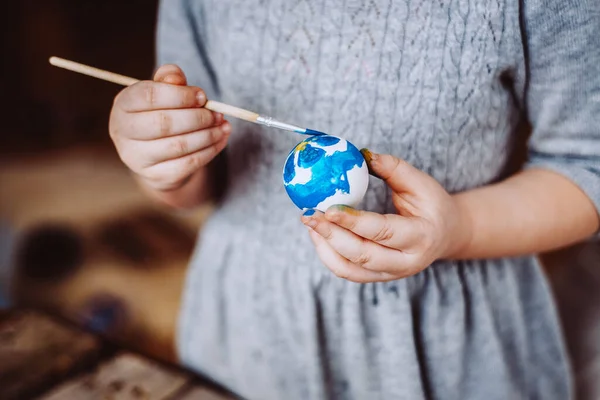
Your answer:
360,149 -> 432,193
153,64 -> 188,85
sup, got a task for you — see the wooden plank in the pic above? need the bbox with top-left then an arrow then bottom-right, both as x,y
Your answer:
0,310 -> 103,400
41,352 -> 192,400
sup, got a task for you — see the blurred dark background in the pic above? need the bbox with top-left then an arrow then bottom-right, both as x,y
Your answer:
1,0 -> 158,157
0,0 -> 210,365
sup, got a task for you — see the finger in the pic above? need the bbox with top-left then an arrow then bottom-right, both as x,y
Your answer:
324,205 -> 423,249
361,149 -> 435,194
128,108 -> 223,140
141,134 -> 229,187
303,211 -> 410,274
154,64 -> 187,85
117,81 -> 206,112
303,210 -> 368,263
138,122 -> 231,166
307,228 -> 394,283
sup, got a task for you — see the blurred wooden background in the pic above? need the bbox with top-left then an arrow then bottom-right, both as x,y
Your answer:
0,0 -> 204,363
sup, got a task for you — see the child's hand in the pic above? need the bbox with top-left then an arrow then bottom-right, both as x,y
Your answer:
301,150 -> 473,283
109,64 -> 230,192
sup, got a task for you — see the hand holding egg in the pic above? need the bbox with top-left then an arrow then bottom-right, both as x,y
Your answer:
283,135 -> 370,212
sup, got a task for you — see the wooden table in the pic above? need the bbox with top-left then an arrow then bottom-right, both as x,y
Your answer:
0,310 -> 235,400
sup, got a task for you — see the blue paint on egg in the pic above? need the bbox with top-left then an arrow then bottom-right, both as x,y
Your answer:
304,128 -> 327,136
311,135 -> 341,146
283,151 -> 297,183
298,145 -> 325,168
283,135 -> 369,211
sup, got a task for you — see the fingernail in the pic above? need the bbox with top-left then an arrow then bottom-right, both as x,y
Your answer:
360,148 -> 377,163
326,211 -> 341,222
360,148 -> 378,176
332,204 -> 360,215
214,112 -> 224,124
163,74 -> 182,85
302,210 -> 318,228
197,91 -> 206,105
331,204 -> 349,212
304,218 -> 317,228
221,122 -> 231,134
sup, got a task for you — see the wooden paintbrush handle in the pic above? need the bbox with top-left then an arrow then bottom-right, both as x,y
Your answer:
50,57 -> 140,86
49,57 -> 259,123
204,101 -> 258,123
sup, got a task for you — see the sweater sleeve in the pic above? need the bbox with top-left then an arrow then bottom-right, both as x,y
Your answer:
522,0 -> 600,228
155,0 -> 220,100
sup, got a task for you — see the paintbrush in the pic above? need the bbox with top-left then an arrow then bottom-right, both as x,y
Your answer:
49,57 -> 325,136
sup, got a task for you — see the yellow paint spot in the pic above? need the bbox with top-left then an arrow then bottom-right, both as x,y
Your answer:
294,141 -> 308,153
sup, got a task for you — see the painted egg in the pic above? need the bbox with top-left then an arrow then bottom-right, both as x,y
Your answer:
282,135 -> 369,212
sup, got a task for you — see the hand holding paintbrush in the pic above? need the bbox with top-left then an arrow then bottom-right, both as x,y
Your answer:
48,57 -> 325,205
105,63 -> 233,196
49,57 -> 325,136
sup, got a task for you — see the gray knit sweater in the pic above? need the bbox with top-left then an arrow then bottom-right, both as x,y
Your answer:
157,0 -> 600,399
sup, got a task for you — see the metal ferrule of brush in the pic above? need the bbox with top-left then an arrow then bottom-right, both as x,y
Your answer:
256,116 -> 305,134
